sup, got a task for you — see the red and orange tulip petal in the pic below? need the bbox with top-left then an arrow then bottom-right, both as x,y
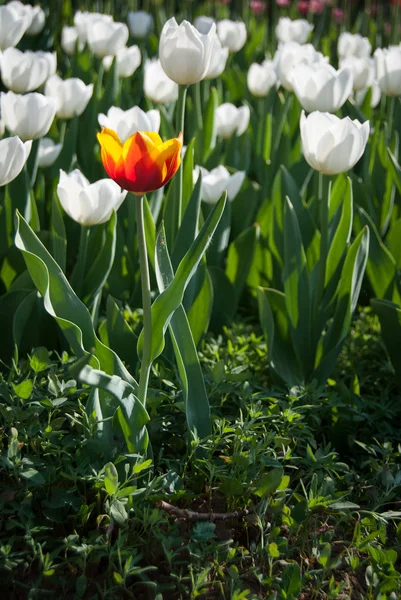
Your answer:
97,127 -> 182,195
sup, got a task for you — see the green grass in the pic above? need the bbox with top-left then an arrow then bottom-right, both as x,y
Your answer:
1,308 -> 401,599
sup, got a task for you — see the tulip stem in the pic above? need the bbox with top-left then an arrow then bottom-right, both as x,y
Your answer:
136,195 -> 152,407
313,174 -> 330,338
73,225 -> 89,298
387,96 -> 396,145
171,85 -> 188,245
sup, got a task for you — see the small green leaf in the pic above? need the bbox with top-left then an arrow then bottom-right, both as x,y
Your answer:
20,468 -> 46,486
30,347 -> 49,372
254,467 -> 284,497
13,379 -> 33,400
104,462 -> 118,496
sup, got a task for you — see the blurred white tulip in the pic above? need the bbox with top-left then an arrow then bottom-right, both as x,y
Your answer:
98,106 -> 160,143
57,169 -> 127,226
276,17 -> 313,44
37,137 -> 62,168
275,41 -> 328,91
127,10 -> 153,39
61,26 -> 81,55
193,165 -> 245,204
159,17 -> 216,86
374,47 -> 401,97
216,103 -> 250,139
340,56 -> 374,91
291,63 -> 353,112
0,136 -> 31,186
1,91 -> 56,141
144,59 -> 178,104
0,48 -> 55,93
338,32 -> 371,59
355,80 -> 381,109
87,20 -> 128,58
7,1 -> 45,35
204,36 -> 229,79
74,11 -> 113,46
300,110 -> 369,175
45,75 -> 93,119
0,4 -> 30,50
194,16 -> 215,35
247,62 -> 277,97
103,45 -> 141,78
217,20 -> 247,53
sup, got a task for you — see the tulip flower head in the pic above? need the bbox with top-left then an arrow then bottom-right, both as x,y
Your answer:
193,165 -> 245,204
103,45 -> 142,78
1,91 -> 56,141
194,16 -> 215,35
276,17 -> 314,44
217,19 -> 247,53
338,32 -> 371,59
275,42 -> 328,91
0,135 -> 31,186
127,10 -> 153,39
340,56 -> 374,92
216,103 -> 250,139
8,1 -> 45,36
300,110 -> 370,175
97,128 -> 183,195
45,75 -> 93,120
144,59 -> 179,104
291,63 -> 353,113
159,17 -> 216,86
61,26 -> 81,55
98,106 -> 160,143
204,36 -> 229,79
0,48 -> 55,94
57,169 -> 127,227
374,47 -> 401,97
38,137 -> 62,168
0,4 -> 31,50
247,62 -> 277,97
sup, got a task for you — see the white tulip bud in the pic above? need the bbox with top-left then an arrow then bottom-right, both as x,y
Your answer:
159,17 -> 216,86
247,62 -> 277,97
7,1 -> 45,36
1,91 -> 56,141
143,58 -> 179,104
0,4 -> 30,50
291,63 -> 353,113
340,56 -> 374,92
98,106 -> 160,143
0,136 -> 31,186
61,26 -> 81,55
87,21 -> 129,59
103,45 -> 141,79
300,110 -> 370,175
204,36 -> 229,80
374,47 -> 401,97
216,103 -> 250,139
217,19 -> 247,53
276,17 -> 313,44
57,169 -> 127,226
193,165 -> 245,204
45,75 -> 93,120
338,32 -> 371,59
38,137 -> 62,168
74,11 -> 113,46
0,48 -> 55,93
127,11 -> 153,39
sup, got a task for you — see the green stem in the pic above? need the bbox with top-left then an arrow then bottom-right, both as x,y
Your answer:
73,226 -> 89,298
314,174 -> 330,320
136,195 -> 152,407
170,85 -> 188,246
387,96 -> 396,146
194,81 -> 203,132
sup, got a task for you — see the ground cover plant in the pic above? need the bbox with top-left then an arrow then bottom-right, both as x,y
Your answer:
1,0 -> 401,598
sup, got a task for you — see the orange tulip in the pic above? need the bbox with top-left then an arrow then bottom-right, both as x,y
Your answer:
97,127 -> 183,195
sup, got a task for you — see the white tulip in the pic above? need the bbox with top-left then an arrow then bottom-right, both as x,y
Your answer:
194,16 -> 215,35
0,4 -> 30,50
45,75 -> 93,119
0,48 -> 55,93
74,11 -> 113,46
103,45 -> 141,78
340,56 -> 374,92
61,26 -> 81,55
300,110 -> 369,175
204,36 -> 229,79
193,165 -> 245,204
355,80 -> 381,109
276,17 -> 313,44
98,106 -> 160,143
143,58 -> 179,104
127,10 -> 153,39
1,91 -> 56,141
217,20 -> 247,53
216,103 -> 250,139
247,62 -> 277,97
37,137 -> 62,168
57,169 -> 127,227
338,32 -> 371,59
7,1 -> 45,36
0,136 -> 31,186
87,20 -> 128,58
275,41 -> 328,92
159,17 -> 216,86
291,63 -> 353,113
374,47 -> 401,97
